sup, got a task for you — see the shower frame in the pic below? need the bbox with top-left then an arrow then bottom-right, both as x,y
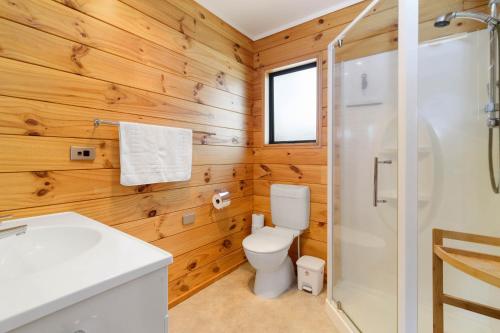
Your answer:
325,1 -> 419,332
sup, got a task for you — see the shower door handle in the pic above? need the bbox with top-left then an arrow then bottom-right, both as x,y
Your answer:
373,157 -> 392,207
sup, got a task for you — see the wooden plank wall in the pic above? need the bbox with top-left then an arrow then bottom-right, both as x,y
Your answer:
0,0 -> 254,308
251,0 -> 488,264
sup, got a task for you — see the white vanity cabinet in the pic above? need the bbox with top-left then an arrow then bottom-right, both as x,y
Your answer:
11,269 -> 168,333
0,213 -> 173,333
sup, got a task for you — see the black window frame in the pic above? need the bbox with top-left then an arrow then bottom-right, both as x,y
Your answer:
268,61 -> 318,145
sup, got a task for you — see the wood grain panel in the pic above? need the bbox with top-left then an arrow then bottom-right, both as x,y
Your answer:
114,196 -> 253,242
255,23 -> 343,68
463,1 -> 489,10
253,164 -> 327,184
168,248 -> 247,307
0,56 -> 249,118
303,221 -> 328,243
152,213 -> 251,256
53,0 -> 252,71
0,97 -> 250,147
300,238 -> 327,261
164,0 -> 254,52
418,7 -> 487,42
0,19 -> 250,113
335,7 -> 485,62
253,147 -> 327,165
168,229 -> 250,281
158,197 -> 253,237
1,183 -> 252,226
253,115 -> 263,132
252,131 -> 264,148
253,1 -> 372,51
0,135 -> 253,172
119,0 -> 253,65
0,165 -> 251,210
336,18 -> 485,62
0,58 -> 251,129
254,0 -> 486,67
0,135 -> 120,172
0,0 -> 252,85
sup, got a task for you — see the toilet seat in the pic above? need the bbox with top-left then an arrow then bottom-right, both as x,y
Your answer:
243,227 -> 294,254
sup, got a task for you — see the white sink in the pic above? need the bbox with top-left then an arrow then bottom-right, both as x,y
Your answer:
0,226 -> 102,280
0,212 -> 172,332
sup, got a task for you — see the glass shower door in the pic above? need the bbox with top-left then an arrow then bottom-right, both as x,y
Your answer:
331,1 -> 398,331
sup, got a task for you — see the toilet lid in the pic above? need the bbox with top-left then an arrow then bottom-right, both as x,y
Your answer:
243,227 -> 294,254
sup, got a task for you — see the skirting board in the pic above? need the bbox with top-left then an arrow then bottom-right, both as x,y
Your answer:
325,298 -> 358,333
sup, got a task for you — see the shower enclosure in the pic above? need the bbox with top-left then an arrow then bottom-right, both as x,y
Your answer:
326,0 -> 500,332
327,1 -> 399,331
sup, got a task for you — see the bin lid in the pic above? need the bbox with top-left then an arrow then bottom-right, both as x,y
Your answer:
296,255 -> 325,271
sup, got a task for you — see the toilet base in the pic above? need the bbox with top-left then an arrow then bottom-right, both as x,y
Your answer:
253,256 -> 295,298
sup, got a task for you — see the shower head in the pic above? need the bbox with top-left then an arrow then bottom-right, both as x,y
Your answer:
434,13 -> 454,27
434,11 -> 500,28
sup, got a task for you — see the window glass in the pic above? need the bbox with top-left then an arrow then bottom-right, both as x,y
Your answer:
269,62 -> 317,143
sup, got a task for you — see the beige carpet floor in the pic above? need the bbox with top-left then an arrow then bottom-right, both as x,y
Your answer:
169,263 -> 338,333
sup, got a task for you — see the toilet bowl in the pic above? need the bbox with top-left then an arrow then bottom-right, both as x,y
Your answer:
243,184 -> 310,298
243,227 -> 297,298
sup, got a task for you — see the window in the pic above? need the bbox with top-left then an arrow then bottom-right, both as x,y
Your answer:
267,61 -> 318,144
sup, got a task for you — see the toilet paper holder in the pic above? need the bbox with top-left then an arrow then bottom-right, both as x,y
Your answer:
212,191 -> 231,209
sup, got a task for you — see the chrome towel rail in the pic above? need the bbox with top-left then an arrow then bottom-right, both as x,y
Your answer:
94,119 -> 119,127
93,119 -> 216,144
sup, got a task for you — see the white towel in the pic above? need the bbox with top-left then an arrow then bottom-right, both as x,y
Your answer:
119,122 -> 192,186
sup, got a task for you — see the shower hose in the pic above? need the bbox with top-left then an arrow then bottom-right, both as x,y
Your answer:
488,127 -> 500,193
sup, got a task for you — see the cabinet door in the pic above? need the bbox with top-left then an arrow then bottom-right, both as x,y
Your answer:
13,269 -> 168,333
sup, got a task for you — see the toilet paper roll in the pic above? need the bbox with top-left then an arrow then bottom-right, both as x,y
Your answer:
252,213 -> 264,234
212,191 -> 231,210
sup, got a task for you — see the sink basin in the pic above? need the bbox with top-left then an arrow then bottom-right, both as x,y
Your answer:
0,212 -> 172,332
0,226 -> 102,281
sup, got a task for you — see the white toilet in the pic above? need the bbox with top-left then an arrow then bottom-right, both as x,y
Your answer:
243,184 -> 310,298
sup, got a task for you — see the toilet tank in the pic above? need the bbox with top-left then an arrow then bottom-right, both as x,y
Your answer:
270,184 -> 310,231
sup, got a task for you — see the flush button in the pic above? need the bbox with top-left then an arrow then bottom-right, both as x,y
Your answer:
70,146 -> 96,161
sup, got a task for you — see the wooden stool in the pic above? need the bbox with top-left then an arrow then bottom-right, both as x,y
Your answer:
432,229 -> 500,333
